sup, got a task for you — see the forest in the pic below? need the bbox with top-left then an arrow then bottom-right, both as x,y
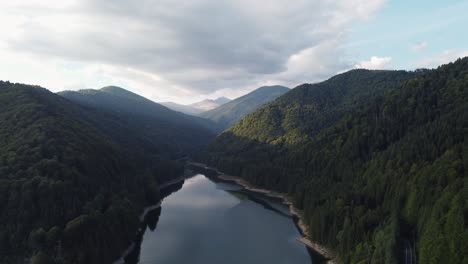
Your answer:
0,82 -> 197,264
202,58 -> 468,263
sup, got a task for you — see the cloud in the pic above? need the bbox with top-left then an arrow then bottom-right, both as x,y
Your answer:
355,56 -> 392,70
410,41 -> 428,52
0,0 -> 386,103
414,49 -> 468,69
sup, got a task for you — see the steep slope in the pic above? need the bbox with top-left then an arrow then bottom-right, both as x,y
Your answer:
59,86 -> 216,155
203,59 -> 468,263
0,82 -> 184,264
221,71 -> 414,145
200,85 -> 289,131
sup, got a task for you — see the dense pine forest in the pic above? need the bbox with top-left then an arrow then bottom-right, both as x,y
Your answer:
202,58 -> 468,263
0,82 -> 209,264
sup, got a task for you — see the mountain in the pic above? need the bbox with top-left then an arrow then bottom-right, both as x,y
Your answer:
161,96 -> 231,115
200,85 -> 289,131
202,60 -> 468,262
189,97 -> 231,112
212,96 -> 231,105
0,82 -> 192,264
160,101 -> 201,115
59,86 -> 216,154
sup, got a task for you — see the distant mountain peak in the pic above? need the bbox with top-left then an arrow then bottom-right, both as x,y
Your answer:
200,85 -> 289,131
213,96 -> 231,104
183,97 -> 230,112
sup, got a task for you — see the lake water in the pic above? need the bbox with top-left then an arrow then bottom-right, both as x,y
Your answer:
123,173 -> 318,264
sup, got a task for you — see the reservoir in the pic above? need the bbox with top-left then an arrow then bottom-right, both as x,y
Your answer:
122,171 -> 318,264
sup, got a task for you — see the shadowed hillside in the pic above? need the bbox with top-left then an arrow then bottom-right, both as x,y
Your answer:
59,86 -> 216,155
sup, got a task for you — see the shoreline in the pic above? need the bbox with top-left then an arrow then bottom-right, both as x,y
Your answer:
189,162 -> 337,264
113,176 -> 185,264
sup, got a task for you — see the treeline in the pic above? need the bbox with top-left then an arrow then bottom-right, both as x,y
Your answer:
202,58 -> 468,263
0,82 -> 187,264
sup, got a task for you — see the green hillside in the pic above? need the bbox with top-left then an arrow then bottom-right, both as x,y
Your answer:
0,82 -> 186,264
200,85 -> 289,131
202,59 -> 468,263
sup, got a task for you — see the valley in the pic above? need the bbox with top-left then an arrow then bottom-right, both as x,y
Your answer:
1,1 -> 467,263
0,58 -> 467,264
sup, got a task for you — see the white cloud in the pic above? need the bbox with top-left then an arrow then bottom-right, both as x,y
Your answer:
355,56 -> 392,70
0,0 -> 387,103
410,41 -> 428,52
272,39 -> 350,85
414,49 -> 468,69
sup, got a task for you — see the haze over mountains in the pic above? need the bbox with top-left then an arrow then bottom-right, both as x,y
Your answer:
60,85 -> 289,134
191,97 -> 231,111
161,97 -> 231,115
162,85 -> 289,132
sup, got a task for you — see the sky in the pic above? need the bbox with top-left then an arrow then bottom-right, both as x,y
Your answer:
0,0 -> 467,104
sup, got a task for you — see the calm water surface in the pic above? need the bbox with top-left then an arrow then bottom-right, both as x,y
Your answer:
126,173 -> 315,264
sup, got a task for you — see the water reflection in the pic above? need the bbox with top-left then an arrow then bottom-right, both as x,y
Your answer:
123,181 -> 183,264
123,170 -> 317,264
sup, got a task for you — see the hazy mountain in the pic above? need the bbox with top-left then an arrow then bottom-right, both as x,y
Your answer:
0,81 -> 187,263
200,85 -> 289,131
212,96 -> 231,105
161,96 -> 231,115
189,97 -> 231,112
202,58 -> 468,262
160,101 -> 202,115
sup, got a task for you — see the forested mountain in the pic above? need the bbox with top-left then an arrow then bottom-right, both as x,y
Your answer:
202,58 -> 468,263
59,86 -> 216,155
0,82 -> 204,264
200,85 -> 289,131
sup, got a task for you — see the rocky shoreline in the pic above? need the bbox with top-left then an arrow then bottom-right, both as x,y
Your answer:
189,162 -> 338,264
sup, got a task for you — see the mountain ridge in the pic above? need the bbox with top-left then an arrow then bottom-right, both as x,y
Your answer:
59,86 -> 217,153
200,85 -> 289,132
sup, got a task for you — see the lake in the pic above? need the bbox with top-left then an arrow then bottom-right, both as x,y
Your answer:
121,172 -> 320,264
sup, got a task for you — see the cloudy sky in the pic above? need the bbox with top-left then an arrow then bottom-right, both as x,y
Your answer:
1,0 -> 467,104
